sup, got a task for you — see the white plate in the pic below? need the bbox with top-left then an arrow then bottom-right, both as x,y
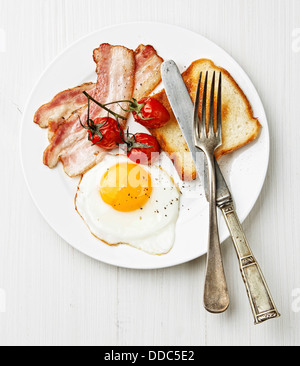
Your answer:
20,22 -> 269,270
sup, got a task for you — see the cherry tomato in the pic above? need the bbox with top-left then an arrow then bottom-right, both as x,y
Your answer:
132,97 -> 170,129
126,133 -> 161,165
87,117 -> 124,150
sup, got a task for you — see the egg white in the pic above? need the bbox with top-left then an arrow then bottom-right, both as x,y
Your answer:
75,155 -> 180,255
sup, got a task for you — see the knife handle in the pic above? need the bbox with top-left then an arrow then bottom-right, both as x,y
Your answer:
219,201 -> 281,324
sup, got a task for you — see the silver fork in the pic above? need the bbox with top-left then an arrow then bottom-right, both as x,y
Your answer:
193,71 -> 230,313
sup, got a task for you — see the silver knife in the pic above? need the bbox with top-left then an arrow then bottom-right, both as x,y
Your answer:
162,60 -> 280,324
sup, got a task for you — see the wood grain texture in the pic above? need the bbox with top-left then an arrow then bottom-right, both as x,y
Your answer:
0,0 -> 300,346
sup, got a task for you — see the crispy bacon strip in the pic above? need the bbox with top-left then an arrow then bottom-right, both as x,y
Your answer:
43,44 -> 135,177
133,44 -> 164,100
34,83 -> 95,128
60,137 -> 107,177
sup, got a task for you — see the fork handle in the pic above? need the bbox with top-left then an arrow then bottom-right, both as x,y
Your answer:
220,201 -> 281,324
204,155 -> 230,313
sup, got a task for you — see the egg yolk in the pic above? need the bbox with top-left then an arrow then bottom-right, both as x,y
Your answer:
100,163 -> 152,212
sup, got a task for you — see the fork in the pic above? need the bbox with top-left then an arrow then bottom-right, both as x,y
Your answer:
193,71 -> 230,313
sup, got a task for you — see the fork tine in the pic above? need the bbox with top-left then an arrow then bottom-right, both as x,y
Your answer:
209,71 -> 216,136
194,72 -> 202,138
201,72 -> 209,137
217,72 -> 222,140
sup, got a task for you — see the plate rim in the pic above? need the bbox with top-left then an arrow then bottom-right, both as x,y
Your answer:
20,21 -> 270,270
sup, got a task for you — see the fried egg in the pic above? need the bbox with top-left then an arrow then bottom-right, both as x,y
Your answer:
75,155 -> 180,255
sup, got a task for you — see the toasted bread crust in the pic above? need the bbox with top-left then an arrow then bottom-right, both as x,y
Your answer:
151,59 -> 262,181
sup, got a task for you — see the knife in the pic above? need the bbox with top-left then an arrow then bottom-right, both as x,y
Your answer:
162,60 -> 280,324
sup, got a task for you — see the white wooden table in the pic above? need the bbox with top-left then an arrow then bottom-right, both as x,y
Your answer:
1,0 -> 299,346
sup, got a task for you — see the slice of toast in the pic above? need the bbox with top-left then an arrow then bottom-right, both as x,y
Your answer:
151,59 -> 262,181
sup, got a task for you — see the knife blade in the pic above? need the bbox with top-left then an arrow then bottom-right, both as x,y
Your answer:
161,60 -> 231,205
161,60 -> 280,324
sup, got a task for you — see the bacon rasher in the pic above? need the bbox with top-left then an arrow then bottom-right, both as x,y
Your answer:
34,83 -> 95,129
36,44 -> 164,177
133,44 -> 164,100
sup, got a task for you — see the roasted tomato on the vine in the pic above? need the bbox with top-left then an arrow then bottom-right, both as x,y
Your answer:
125,133 -> 161,165
80,116 -> 124,150
131,97 -> 170,129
